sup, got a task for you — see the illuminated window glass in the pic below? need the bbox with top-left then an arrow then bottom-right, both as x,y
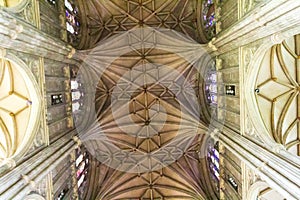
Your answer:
72,91 -> 82,101
75,149 -> 89,198
208,142 -> 219,180
205,61 -> 217,106
71,80 -> 79,90
72,102 -> 80,112
77,173 -> 85,188
202,0 -> 216,39
66,22 -> 75,34
65,0 -> 80,43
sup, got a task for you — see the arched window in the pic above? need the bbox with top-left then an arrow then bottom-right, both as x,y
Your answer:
65,0 -> 80,44
70,67 -> 83,113
207,142 -> 220,181
75,149 -> 89,198
205,62 -> 217,106
197,0 -> 216,43
72,102 -> 82,112
202,0 -> 216,39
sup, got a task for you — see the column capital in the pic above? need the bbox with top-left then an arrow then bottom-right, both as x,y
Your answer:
73,136 -> 82,148
208,38 -> 218,52
67,47 -> 76,59
270,32 -> 284,44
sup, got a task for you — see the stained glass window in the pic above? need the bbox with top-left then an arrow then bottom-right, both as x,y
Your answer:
75,149 -> 89,198
202,0 -> 216,39
70,67 -> 83,113
207,142 -> 220,181
205,61 -> 217,106
65,0 -> 80,44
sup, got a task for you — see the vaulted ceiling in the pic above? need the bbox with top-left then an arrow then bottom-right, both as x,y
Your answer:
77,0 -> 202,49
85,138 -> 214,200
75,0 -> 216,199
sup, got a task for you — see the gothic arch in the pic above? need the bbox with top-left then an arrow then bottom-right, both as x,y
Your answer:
244,30 -> 300,157
246,181 -> 269,200
0,50 -> 42,171
247,181 -> 287,200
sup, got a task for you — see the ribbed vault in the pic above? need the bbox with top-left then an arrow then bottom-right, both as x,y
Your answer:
84,137 -> 215,200
77,0 -> 200,49
73,1 -> 217,199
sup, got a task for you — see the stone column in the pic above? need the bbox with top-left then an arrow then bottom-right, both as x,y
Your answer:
211,0 -> 300,55
0,130 -> 77,200
211,126 -> 300,200
0,9 -> 77,63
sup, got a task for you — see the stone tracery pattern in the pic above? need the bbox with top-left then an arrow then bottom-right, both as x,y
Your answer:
255,34 -> 300,156
0,58 -> 31,158
0,56 -> 34,161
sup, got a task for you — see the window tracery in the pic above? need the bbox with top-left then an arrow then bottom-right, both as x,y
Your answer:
201,0 -> 216,40
205,61 -> 217,106
207,141 -> 220,181
75,148 -> 89,198
65,0 -> 80,44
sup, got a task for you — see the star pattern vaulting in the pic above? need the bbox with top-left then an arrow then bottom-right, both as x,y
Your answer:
74,1 -> 216,199
78,0 -> 199,49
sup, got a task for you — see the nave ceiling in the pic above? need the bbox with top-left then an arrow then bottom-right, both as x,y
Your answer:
73,0 -> 216,199
77,0 -> 203,49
